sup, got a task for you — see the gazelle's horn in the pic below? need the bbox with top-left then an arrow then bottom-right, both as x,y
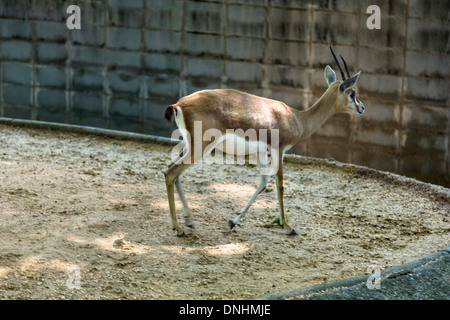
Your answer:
340,54 -> 351,79
330,46 -> 346,80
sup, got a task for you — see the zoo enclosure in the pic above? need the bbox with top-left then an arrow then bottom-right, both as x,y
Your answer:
0,0 -> 449,186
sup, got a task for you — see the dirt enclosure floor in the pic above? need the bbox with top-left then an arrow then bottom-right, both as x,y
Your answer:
0,123 -> 449,299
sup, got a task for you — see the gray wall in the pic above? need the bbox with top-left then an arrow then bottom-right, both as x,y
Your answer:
0,0 -> 449,186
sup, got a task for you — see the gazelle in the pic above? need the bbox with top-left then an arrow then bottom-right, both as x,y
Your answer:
163,47 -> 364,237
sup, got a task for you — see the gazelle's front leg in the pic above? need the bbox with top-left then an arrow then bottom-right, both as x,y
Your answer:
229,151 -> 268,230
229,174 -> 268,230
274,152 -> 297,236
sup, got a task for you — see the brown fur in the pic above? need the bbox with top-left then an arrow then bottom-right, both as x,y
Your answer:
163,81 -> 362,236
173,89 -> 302,148
169,85 -> 351,148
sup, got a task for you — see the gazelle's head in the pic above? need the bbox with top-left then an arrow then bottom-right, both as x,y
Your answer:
324,47 -> 364,116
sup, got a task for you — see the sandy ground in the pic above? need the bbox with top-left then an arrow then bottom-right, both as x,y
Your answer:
0,124 -> 449,299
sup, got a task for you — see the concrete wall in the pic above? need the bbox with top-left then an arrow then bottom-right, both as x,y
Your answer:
0,0 -> 449,186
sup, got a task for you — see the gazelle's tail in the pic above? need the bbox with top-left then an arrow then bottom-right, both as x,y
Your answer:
164,105 -> 176,122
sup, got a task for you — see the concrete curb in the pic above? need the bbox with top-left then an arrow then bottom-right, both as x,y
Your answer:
254,244 -> 450,300
0,117 -> 179,146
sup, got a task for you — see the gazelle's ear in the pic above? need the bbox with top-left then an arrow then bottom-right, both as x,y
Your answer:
324,65 -> 336,86
339,71 -> 361,93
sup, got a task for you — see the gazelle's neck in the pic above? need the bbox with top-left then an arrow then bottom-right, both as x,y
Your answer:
294,84 -> 339,141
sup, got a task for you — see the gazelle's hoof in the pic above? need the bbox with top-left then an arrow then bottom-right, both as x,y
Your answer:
185,223 -> 195,229
288,229 -> 298,236
184,213 -> 195,229
173,227 -> 187,237
228,219 -> 236,230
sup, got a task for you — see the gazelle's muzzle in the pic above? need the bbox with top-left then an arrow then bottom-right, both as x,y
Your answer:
356,100 -> 365,115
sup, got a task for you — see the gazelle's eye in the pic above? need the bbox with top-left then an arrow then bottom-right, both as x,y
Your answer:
349,90 -> 356,100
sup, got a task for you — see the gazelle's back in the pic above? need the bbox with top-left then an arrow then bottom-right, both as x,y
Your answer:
177,89 -> 297,133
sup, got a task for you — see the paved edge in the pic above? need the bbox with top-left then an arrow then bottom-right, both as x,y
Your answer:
253,244 -> 450,300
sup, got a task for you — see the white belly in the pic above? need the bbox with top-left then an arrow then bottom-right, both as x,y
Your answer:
215,134 -> 267,156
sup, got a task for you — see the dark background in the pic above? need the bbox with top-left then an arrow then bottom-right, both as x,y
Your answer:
0,0 -> 448,186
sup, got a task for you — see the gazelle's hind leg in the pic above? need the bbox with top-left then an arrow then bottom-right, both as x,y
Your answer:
274,150 -> 297,235
175,177 -> 194,229
229,151 -> 269,230
165,139 -> 223,236
168,146 -> 194,229
164,145 -> 195,236
164,162 -> 192,237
